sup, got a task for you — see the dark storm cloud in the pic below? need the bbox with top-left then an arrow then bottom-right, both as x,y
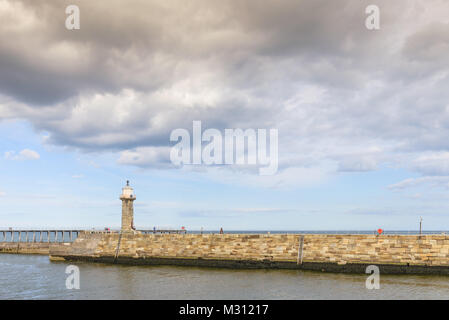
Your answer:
0,0 -> 395,105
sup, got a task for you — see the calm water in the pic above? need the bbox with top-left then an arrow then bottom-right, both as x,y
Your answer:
1,254 -> 449,299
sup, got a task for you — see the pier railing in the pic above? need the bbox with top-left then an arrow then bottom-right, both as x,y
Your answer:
0,230 -> 83,243
0,229 -> 187,243
138,229 -> 187,234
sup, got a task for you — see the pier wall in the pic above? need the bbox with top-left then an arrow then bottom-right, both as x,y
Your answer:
0,242 -> 71,255
49,233 -> 299,264
49,233 -> 449,274
303,234 -> 449,266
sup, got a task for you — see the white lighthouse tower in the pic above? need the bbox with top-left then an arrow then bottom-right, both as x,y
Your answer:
120,180 -> 136,232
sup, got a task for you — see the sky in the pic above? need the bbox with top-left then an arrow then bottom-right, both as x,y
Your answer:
0,0 -> 449,230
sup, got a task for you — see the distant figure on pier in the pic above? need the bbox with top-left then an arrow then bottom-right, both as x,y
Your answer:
220,227 -> 224,234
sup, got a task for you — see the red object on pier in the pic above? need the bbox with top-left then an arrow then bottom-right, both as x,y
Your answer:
377,228 -> 383,234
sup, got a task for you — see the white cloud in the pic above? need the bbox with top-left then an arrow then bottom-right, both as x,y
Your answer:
0,191 -> 5,197
388,176 -> 449,190
0,0 -> 448,186
411,152 -> 449,176
204,165 -> 334,189
4,149 -> 40,161
118,146 -> 172,168
338,157 -> 378,172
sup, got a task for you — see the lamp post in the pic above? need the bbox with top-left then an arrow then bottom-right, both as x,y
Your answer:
419,216 -> 423,236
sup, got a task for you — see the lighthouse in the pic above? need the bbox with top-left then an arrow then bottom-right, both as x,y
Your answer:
120,180 -> 136,232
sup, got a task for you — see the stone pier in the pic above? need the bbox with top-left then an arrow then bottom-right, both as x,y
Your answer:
0,242 -> 71,255
49,232 -> 449,275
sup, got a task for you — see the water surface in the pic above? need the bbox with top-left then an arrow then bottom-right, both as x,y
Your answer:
1,254 -> 449,299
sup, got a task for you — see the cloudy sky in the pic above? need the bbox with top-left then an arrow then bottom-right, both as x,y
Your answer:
0,0 -> 448,230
